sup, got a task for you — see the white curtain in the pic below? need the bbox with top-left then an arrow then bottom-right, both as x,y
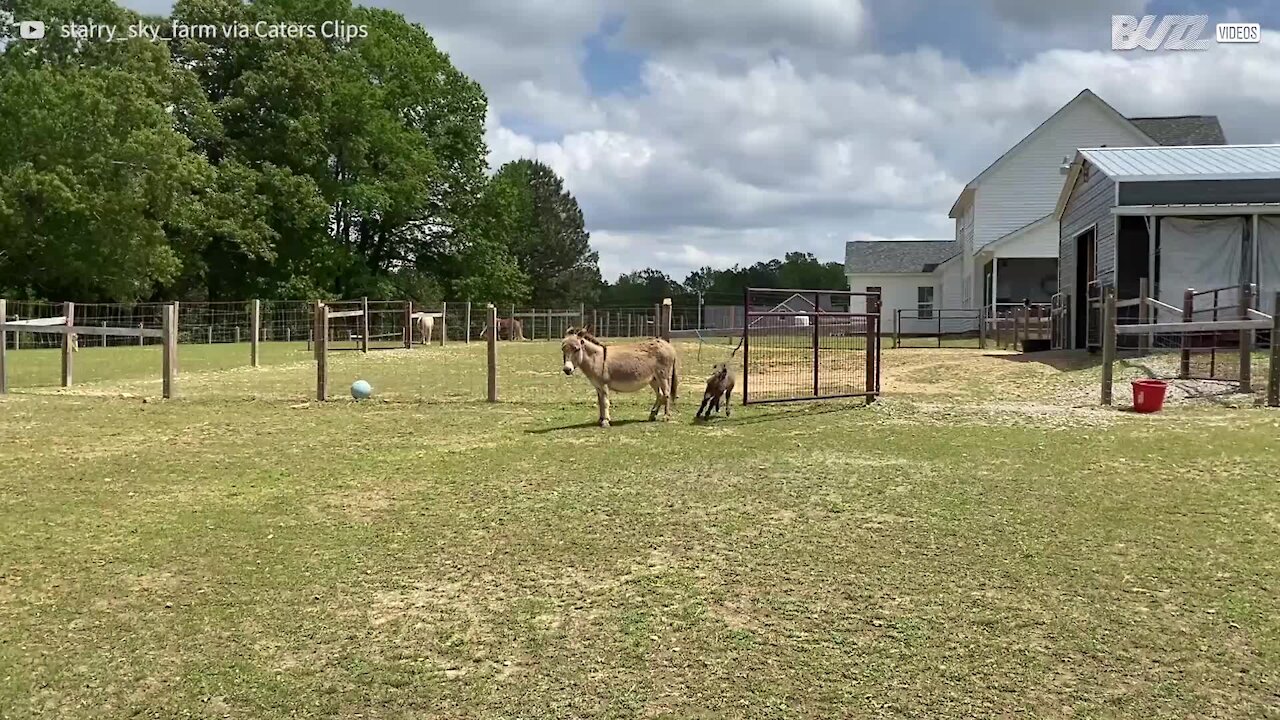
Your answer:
1158,217 -> 1245,312
1259,217 -> 1280,315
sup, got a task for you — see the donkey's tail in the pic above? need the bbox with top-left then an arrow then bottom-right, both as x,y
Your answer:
671,355 -> 678,401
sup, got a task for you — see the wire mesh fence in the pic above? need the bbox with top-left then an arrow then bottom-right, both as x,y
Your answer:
893,308 -> 983,349
4,296 -> 833,400
741,288 -> 879,404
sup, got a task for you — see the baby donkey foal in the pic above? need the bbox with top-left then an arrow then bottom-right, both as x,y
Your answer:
695,362 -> 735,420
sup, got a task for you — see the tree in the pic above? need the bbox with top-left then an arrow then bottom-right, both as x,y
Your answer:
489,159 -> 601,306
170,0 -> 489,299
0,0 -> 225,301
440,171 -> 532,304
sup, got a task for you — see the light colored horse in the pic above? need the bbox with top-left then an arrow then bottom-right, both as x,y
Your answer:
561,329 -> 677,427
414,314 -> 435,344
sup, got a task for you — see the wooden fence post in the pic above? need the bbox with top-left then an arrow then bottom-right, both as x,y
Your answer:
404,300 -> 413,349
360,297 -> 370,353
0,299 -> 7,395
865,292 -> 879,404
579,303 -> 585,331
1022,301 -> 1032,351
487,304 -> 498,403
936,306 -> 943,349
313,300 -> 323,360
440,302 -> 447,346
101,322 -> 106,347
162,303 -> 176,399
62,301 -> 75,387
978,305 -> 986,349
653,303 -> 661,337
660,298 -> 672,341
315,302 -> 329,401
251,299 -> 261,367
1179,289 -> 1195,379
1013,305 -> 1023,352
465,301 -> 472,344
1239,283 -> 1254,393
893,310 -> 900,349
1268,291 -> 1279,407
1100,287 -> 1116,406
1138,278 -> 1150,354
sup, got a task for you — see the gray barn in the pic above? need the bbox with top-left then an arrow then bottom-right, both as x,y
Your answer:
1054,145 -> 1280,349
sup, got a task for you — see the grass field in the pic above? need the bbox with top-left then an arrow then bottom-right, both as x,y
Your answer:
1,340 -> 1278,718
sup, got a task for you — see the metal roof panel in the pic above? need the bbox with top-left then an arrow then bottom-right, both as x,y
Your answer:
1079,145 -> 1280,181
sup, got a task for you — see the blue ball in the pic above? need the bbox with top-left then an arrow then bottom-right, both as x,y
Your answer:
350,379 -> 373,399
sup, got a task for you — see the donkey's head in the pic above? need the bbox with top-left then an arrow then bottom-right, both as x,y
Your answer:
561,329 -> 587,375
561,328 -> 603,375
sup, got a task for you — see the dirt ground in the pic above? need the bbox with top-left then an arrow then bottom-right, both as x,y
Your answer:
746,346 -> 1272,411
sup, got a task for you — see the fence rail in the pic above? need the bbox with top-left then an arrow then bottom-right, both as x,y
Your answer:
1098,284 -> 1278,407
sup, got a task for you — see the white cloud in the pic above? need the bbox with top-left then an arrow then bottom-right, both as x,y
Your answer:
482,33 -> 1280,278
118,0 -> 1280,280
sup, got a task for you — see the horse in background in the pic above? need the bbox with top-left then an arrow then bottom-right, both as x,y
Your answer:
481,317 -> 526,341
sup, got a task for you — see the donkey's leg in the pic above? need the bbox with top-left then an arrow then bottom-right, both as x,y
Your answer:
649,380 -> 664,421
724,389 -> 732,417
660,375 -> 673,420
597,387 -> 611,427
696,394 -> 711,419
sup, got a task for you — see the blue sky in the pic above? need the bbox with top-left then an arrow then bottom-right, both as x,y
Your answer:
115,0 -> 1280,280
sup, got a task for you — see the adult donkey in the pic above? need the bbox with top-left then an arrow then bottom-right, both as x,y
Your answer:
560,328 -> 677,427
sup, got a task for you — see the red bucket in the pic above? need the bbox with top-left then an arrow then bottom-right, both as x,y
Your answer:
1132,379 -> 1169,413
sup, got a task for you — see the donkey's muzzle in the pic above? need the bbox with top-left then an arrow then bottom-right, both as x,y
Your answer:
563,367 -> 573,376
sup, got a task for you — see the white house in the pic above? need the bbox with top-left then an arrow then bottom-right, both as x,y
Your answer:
847,88 -> 1226,331
844,240 -> 960,334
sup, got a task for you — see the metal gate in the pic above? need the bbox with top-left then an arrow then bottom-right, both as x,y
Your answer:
741,288 -> 881,405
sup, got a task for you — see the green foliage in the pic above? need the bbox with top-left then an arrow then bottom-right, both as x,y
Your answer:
0,0 -> 216,301
0,0 -> 839,307
596,253 -> 847,306
0,0 -> 511,303
488,159 -> 601,306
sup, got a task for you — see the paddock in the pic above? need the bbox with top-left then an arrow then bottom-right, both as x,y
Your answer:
3,330 -> 1278,718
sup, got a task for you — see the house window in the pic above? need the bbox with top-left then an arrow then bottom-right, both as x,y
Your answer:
918,286 -> 935,319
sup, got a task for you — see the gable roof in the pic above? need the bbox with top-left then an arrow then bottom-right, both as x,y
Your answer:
845,240 -> 960,274
977,212 -> 1056,254
948,89 -> 1152,217
770,293 -> 816,312
948,89 -> 1229,218
1128,116 -> 1226,146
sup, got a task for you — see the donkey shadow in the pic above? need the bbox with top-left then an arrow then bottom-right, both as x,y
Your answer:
525,418 -> 650,434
